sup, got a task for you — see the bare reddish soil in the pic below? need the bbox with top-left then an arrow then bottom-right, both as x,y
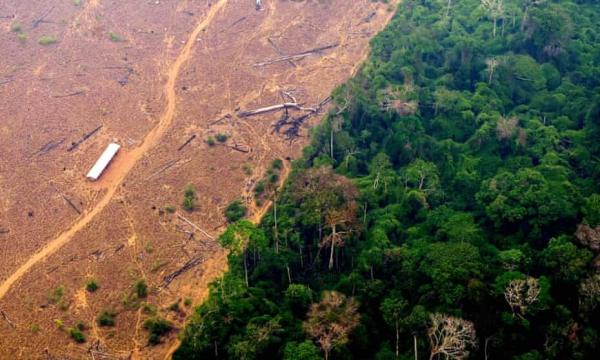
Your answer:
0,0 -> 395,358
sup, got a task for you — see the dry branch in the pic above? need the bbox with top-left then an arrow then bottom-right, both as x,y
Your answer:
0,229 -> 9,234
145,160 -> 178,180
209,113 -> 232,126
67,125 -> 102,152
33,6 -> 55,27
1,311 -> 16,329
229,17 -> 246,29
238,103 -> 315,117
0,15 -> 16,19
51,89 -> 85,98
253,43 -> 339,67
178,135 -> 196,151
50,183 -> 82,215
177,214 -> 214,240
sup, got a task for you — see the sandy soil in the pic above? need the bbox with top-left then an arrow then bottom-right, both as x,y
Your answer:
0,0 -> 396,358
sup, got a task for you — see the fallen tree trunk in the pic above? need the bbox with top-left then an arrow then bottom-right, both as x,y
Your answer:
161,255 -> 207,288
178,135 -> 196,151
50,183 -> 82,215
33,6 -> 55,27
1,311 -> 16,329
253,43 -> 338,67
67,125 -> 102,152
145,160 -> 179,180
268,38 -> 296,68
238,103 -> 315,117
178,214 -> 215,240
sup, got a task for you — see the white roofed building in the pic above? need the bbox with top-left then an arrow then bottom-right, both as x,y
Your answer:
86,143 -> 120,181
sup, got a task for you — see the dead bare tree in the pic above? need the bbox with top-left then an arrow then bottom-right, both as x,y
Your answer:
304,291 -> 360,360
496,116 -> 519,141
504,277 -> 541,316
485,58 -> 499,85
482,0 -> 505,37
580,275 -> 600,312
428,314 -> 477,360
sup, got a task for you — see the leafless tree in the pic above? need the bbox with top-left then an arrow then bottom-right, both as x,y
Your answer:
580,275 -> 600,312
482,0 -> 505,37
485,58 -> 499,85
496,116 -> 519,140
304,291 -> 360,360
428,314 -> 477,360
574,224 -> 600,253
504,277 -> 541,316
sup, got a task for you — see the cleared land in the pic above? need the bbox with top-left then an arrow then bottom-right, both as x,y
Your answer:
0,0 -> 395,358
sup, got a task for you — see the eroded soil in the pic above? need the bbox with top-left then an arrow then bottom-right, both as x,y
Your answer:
0,0 -> 395,358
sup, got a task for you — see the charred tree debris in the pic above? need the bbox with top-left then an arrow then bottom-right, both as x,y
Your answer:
178,135 -> 197,151
0,229 -> 9,235
253,43 -> 339,67
50,183 -> 82,215
33,137 -> 66,156
162,254 -> 210,289
266,94 -> 331,140
0,15 -> 16,19
67,125 -> 102,152
46,255 -> 81,274
114,244 -> 125,254
238,90 -> 316,117
115,68 -> 134,86
101,66 -> 134,86
33,6 -> 55,27
1,310 -> 16,329
364,12 -> 377,23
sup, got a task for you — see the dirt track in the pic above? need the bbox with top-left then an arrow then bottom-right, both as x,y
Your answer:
0,0 -> 395,358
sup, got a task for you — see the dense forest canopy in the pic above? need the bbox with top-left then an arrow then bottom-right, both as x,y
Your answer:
175,0 -> 600,359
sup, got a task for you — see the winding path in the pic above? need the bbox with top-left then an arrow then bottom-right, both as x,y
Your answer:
0,0 -> 229,300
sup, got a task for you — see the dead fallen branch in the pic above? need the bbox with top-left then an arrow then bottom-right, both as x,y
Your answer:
228,16 -> 246,29
114,244 -> 125,254
50,183 -> 81,215
1,311 -> 16,329
0,79 -> 12,86
0,15 -> 15,19
67,125 -> 102,152
224,143 -> 250,153
364,12 -> 376,23
268,38 -> 296,68
178,135 -> 196,151
51,89 -> 85,98
272,96 -> 331,140
253,43 -> 338,67
32,137 -> 66,156
33,6 -> 55,27
0,229 -> 9,234
177,214 -> 214,240
115,68 -> 134,86
145,159 -> 178,180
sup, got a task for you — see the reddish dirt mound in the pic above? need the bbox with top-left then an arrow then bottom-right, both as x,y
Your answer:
0,0 -> 395,358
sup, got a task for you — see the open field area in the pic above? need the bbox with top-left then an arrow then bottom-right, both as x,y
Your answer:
0,0 -> 395,358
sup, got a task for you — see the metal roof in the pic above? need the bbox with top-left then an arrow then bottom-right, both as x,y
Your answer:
86,143 -> 120,181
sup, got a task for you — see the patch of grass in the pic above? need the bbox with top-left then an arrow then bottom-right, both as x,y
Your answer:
54,319 -> 64,330
134,279 -> 148,298
184,298 -> 192,307
168,301 -> 180,312
10,22 -> 21,32
85,279 -> 99,292
143,317 -> 172,345
206,136 -> 215,146
165,205 -> 175,213
145,243 -> 154,253
215,133 -> 228,143
74,0 -> 82,6
224,200 -> 246,222
182,184 -> 196,211
95,15 -> 101,22
270,158 -> 283,170
108,31 -> 122,42
38,36 -> 57,45
69,327 -> 86,343
18,33 -> 27,44
97,309 -> 116,327
101,107 -> 108,116
151,260 -> 168,272
141,302 -> 157,315
268,173 -> 280,183
254,181 -> 265,195
30,324 -> 41,332
243,163 -> 253,175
